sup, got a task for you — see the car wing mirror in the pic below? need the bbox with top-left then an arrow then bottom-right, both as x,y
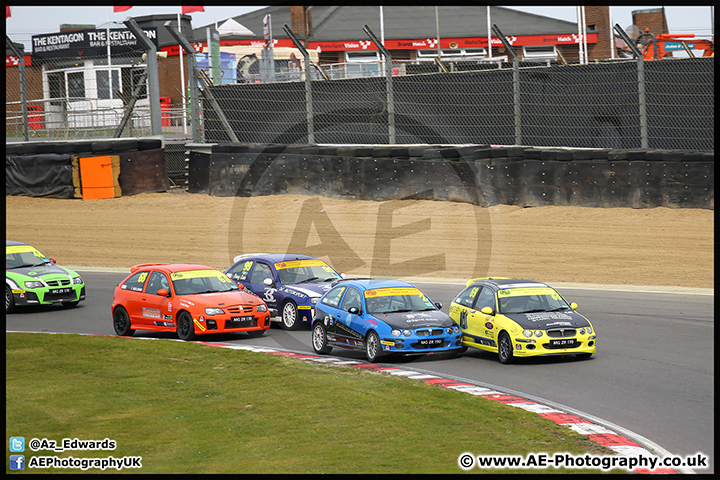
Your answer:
50,258 -> 56,264
570,302 -> 578,310
480,306 -> 494,315
435,302 -> 443,309
348,306 -> 361,315
156,288 -> 170,297
263,277 -> 274,286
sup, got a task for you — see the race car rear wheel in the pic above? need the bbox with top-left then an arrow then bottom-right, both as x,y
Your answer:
497,331 -> 514,364
176,311 -> 196,341
6,285 -> 16,314
312,322 -> 332,354
365,330 -> 384,363
112,306 -> 135,336
281,301 -> 300,330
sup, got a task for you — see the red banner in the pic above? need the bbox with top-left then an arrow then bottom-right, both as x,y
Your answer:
182,6 -> 204,15
113,6 -> 132,13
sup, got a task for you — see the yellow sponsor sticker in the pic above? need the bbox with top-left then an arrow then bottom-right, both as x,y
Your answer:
364,287 -> 424,298
171,269 -> 233,283
6,245 -> 47,258
498,287 -> 557,297
274,259 -> 328,270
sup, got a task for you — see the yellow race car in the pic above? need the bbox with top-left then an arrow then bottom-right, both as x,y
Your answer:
449,278 -> 596,364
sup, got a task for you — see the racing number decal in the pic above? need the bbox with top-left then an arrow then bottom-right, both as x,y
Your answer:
263,288 -> 277,302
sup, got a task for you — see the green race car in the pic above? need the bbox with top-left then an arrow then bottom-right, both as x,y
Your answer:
6,240 -> 86,313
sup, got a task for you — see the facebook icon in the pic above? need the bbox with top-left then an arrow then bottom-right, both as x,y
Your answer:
10,454 -> 25,470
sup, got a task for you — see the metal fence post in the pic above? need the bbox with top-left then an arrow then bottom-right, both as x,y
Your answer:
492,24 -> 521,145
164,21 -> 202,143
6,36 -> 29,141
284,25 -> 314,144
613,24 -> 648,148
363,25 -> 395,144
123,17 -> 162,136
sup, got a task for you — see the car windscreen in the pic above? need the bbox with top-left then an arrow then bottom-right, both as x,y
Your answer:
171,269 -> 239,295
274,259 -> 341,284
6,245 -> 52,269
364,287 -> 436,314
497,287 -> 570,314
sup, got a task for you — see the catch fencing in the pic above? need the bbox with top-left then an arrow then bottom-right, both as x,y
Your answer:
202,57 -> 714,151
6,32 -> 714,152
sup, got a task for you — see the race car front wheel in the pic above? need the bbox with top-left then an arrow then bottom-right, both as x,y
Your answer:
6,285 -> 16,314
176,311 -> 196,341
113,306 -> 135,337
281,301 -> 300,330
312,322 -> 332,354
497,331 -> 514,364
365,330 -> 384,363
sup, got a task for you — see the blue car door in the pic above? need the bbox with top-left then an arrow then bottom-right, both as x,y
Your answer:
246,261 -> 280,312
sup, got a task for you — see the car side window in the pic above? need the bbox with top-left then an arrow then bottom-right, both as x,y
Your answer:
455,286 -> 480,308
249,262 -> 273,284
341,287 -> 362,312
321,286 -> 346,308
121,271 -> 149,292
474,287 -> 495,311
227,260 -> 254,282
145,271 -> 169,296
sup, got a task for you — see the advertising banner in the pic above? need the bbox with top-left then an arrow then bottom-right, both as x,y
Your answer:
32,28 -> 158,59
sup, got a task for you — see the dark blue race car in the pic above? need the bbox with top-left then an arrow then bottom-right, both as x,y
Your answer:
311,278 -> 463,362
225,253 -> 344,330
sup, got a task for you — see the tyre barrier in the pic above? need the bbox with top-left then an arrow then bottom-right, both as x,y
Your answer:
6,139 -> 167,198
188,143 -> 713,209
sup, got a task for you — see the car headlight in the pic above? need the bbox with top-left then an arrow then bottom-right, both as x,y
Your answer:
256,304 -> 267,312
403,329 -> 412,337
73,276 -> 83,284
391,329 -> 401,337
579,328 -> 586,335
24,281 -> 43,289
586,326 -> 593,334
534,330 -> 543,337
310,297 -> 319,305
523,330 -> 533,338
204,307 -> 224,316
454,326 -> 460,334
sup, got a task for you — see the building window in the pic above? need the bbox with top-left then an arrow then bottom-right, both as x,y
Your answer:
67,72 -> 86,99
416,47 -> 488,60
522,45 -> 557,61
344,51 -> 381,77
47,72 -> 66,106
97,70 -> 120,100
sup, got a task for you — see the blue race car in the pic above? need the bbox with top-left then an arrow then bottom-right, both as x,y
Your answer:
225,253 -> 344,330
311,278 -> 463,362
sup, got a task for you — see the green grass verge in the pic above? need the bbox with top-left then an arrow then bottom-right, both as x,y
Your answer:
6,332 -> 624,474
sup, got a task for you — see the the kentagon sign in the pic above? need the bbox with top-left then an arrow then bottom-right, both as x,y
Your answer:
31,28 -> 158,59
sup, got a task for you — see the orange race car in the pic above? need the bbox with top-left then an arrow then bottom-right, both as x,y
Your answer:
111,263 -> 270,340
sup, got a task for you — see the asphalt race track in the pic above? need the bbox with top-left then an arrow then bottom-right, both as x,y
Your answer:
6,270 -> 714,473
